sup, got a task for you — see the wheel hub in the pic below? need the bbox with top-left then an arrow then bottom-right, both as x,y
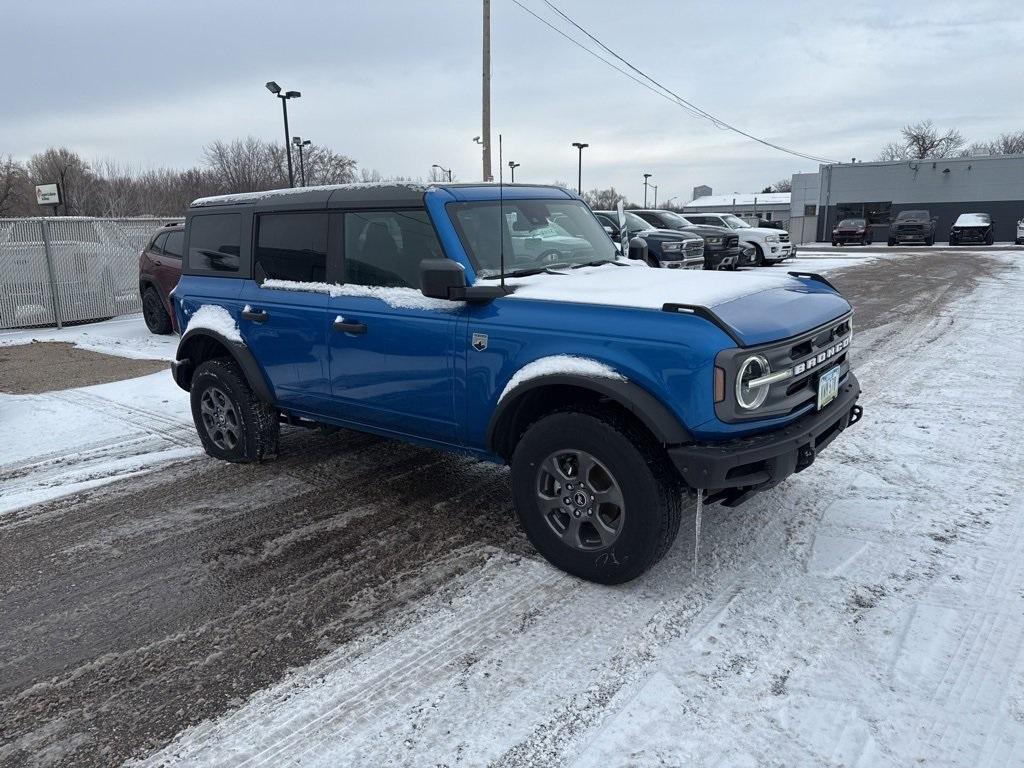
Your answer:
536,449 -> 624,551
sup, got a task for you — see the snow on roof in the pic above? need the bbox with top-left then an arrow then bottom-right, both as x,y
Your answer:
684,193 -> 791,209
191,182 -> 435,208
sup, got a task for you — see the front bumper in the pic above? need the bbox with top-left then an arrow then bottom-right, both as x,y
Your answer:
706,246 -> 741,270
667,373 -> 862,504
765,241 -> 793,261
832,231 -> 868,243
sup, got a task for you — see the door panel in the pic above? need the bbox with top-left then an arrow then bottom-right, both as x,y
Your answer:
327,296 -> 458,443
238,282 -> 331,411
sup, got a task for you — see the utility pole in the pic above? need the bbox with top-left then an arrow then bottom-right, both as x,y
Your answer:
643,173 -> 652,207
481,0 -> 493,181
651,184 -> 659,208
572,142 -> 588,195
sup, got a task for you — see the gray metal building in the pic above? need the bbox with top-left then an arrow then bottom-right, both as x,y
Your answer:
814,154 -> 1024,242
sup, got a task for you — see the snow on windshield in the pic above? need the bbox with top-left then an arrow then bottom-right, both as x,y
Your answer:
955,213 -> 990,227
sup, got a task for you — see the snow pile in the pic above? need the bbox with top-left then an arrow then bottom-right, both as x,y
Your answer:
498,355 -> 625,401
954,213 -> 990,227
186,305 -> 243,343
260,279 -> 456,311
503,263 -> 797,310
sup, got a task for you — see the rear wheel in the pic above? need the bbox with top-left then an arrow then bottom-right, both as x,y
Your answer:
985,232 -> 994,245
190,358 -> 279,463
142,287 -> 172,334
887,238 -> 896,246
511,411 -> 682,584
924,235 -> 934,246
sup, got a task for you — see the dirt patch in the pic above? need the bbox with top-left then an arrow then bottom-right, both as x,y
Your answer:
0,342 -> 167,394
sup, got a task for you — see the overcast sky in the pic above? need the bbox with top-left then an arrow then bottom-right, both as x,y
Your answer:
3,0 -> 1022,202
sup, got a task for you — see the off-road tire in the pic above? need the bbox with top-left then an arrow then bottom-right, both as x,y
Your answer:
142,288 -> 172,334
752,243 -> 765,266
949,238 -> 957,246
924,235 -> 934,246
887,238 -> 896,247
985,232 -> 994,245
511,410 -> 682,584
190,357 -> 279,463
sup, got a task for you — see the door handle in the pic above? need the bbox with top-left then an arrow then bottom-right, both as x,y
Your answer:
153,259 -> 163,266
241,308 -> 269,323
333,318 -> 367,335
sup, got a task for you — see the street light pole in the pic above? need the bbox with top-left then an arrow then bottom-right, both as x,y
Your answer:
293,136 -> 311,187
481,0 -> 493,181
643,173 -> 652,207
571,142 -> 588,195
266,81 -> 301,187
651,184 -> 658,208
508,160 -> 520,182
432,164 -> 453,182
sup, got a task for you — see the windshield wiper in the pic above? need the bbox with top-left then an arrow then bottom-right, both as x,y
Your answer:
481,264 -> 571,279
572,259 -> 625,269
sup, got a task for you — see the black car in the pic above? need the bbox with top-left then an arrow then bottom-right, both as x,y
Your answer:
887,210 -> 937,246
949,213 -> 994,246
630,209 -> 741,270
832,218 -> 872,246
593,210 -> 703,270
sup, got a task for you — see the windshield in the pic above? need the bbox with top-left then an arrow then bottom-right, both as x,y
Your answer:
652,210 -> 692,227
450,199 -> 618,277
897,210 -> 928,220
622,211 -> 652,232
838,218 -> 866,227
721,214 -> 750,229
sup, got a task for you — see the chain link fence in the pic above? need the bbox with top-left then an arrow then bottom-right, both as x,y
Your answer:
0,217 -> 183,329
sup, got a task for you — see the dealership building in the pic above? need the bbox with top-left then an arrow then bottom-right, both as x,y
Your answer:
680,189 -> 791,225
787,154 -> 1024,243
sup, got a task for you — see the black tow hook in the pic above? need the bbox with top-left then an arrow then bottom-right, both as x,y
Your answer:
795,444 -> 816,472
848,404 -> 864,427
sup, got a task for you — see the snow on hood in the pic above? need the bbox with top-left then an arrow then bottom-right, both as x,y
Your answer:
504,264 -> 796,311
954,213 -> 990,227
502,264 -> 850,346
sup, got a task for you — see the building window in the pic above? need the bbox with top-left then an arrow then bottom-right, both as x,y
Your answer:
835,202 -> 892,226
804,204 -> 817,216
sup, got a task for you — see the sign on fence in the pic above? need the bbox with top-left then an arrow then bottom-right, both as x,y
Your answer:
35,184 -> 61,206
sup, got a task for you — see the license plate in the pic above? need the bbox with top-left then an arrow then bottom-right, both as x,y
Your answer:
817,366 -> 841,410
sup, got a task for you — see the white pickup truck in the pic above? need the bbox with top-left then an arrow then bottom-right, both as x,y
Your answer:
683,213 -> 794,266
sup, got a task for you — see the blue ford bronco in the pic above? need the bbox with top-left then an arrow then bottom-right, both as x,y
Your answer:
172,183 -> 862,584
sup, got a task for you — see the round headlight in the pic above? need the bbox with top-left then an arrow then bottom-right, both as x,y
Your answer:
736,354 -> 771,410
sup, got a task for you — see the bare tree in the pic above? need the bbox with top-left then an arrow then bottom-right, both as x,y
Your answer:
204,137 -> 286,192
302,145 -> 357,186
0,155 -> 30,216
28,147 -> 95,215
878,120 -> 965,160
581,187 -> 634,209
968,130 -> 1024,156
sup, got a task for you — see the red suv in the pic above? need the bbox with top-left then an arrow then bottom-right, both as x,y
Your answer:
138,223 -> 184,333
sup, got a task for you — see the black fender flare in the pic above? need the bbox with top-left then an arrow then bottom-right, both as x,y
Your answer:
486,373 -> 692,458
172,327 -> 275,404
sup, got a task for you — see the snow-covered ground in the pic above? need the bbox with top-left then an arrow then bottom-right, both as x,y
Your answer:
0,370 -> 198,514
0,313 -> 178,361
130,251 -> 1024,766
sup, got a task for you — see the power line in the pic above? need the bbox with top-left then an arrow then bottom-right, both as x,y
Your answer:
512,0 -> 838,165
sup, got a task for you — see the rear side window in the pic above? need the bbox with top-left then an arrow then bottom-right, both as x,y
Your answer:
255,213 -> 328,283
344,210 -> 442,289
189,214 -> 241,273
151,232 -> 168,254
163,229 -> 184,258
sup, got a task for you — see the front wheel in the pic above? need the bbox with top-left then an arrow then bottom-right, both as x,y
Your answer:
924,235 -> 934,246
887,238 -> 896,246
190,358 -> 279,463
985,232 -> 994,245
752,243 -> 765,266
511,411 -> 682,584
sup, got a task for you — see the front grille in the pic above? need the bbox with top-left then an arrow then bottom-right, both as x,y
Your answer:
778,232 -> 789,242
897,224 -> 924,233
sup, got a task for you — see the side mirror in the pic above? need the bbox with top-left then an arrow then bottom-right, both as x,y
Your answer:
420,258 -> 513,303
627,236 -> 648,262
603,225 -> 615,235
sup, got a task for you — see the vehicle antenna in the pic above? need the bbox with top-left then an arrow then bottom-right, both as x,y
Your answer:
498,133 -> 506,290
